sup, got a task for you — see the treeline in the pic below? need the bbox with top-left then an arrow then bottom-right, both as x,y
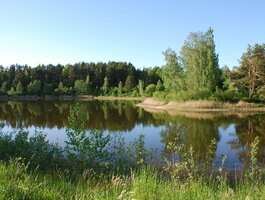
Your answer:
0,28 -> 265,101
0,62 -> 161,97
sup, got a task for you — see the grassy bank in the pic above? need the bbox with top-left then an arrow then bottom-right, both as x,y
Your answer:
1,129 -> 265,199
1,160 -> 265,200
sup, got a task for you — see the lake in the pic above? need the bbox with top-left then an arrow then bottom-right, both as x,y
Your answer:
0,100 -> 265,168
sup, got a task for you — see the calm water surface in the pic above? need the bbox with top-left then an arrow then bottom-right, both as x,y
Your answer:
1,100 -> 265,168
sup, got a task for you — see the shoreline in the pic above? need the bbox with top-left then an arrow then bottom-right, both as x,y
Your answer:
136,98 -> 265,113
0,95 -> 142,101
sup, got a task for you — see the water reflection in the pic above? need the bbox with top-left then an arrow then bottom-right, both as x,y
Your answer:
0,100 -> 163,130
0,100 -> 265,167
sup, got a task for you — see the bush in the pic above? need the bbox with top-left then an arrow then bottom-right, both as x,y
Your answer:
54,82 -> 73,95
210,88 -> 242,102
0,129 -> 62,170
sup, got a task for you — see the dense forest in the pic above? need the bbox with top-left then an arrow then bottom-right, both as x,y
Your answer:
0,62 -> 161,97
1,28 -> 265,101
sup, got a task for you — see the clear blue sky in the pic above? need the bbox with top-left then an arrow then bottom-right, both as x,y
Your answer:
0,0 -> 264,69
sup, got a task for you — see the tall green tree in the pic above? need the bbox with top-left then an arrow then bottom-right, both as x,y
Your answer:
101,77 -> 109,95
138,80 -> 144,97
118,81 -> 123,96
162,48 -> 185,92
124,75 -> 135,90
231,44 -> 265,98
180,28 -> 220,93
85,75 -> 92,95
16,81 -> 24,95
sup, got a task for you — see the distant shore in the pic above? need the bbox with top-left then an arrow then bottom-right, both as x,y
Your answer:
0,95 -> 142,101
136,98 -> 265,113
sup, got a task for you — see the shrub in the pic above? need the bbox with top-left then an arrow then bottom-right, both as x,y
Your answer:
54,82 -> 73,95
0,129 -> 62,170
210,88 -> 242,102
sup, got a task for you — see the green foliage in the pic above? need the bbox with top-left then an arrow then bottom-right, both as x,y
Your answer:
109,87 -> 119,96
66,104 -> 111,171
0,62 -> 148,96
180,28 -> 221,93
85,75 -> 93,94
231,44 -> 265,98
124,75 -> 135,90
127,135 -> 149,166
101,76 -> 109,95
258,86 -> 265,100
43,83 -> 53,95
220,65 -> 234,90
74,80 -> 87,95
0,33 -> 263,103
0,130 -> 61,170
246,137 -> 261,183
7,87 -> 17,95
16,81 -> 24,95
27,80 -> 41,95
138,79 -> 144,97
145,84 -> 156,97
1,81 -> 8,93
1,137 -> 265,199
155,80 -> 164,91
209,88 -> 242,102
131,88 -> 140,97
118,81 -> 123,96
54,82 -> 73,95
162,48 -> 185,92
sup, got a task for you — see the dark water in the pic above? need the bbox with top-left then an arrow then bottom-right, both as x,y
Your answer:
1,100 -> 265,168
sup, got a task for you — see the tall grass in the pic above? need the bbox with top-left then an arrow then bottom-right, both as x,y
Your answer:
1,158 -> 265,200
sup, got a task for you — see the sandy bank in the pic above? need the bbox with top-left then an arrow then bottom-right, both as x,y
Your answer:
137,98 -> 265,113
